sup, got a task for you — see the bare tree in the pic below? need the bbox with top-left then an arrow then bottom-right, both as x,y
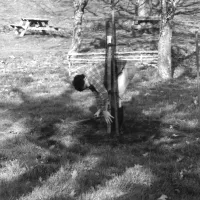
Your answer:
175,0 -> 200,16
157,0 -> 173,79
157,0 -> 200,79
137,0 -> 152,16
69,0 -> 89,54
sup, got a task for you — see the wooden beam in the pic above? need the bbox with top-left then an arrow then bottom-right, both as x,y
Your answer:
10,24 -> 24,29
20,20 -> 30,37
68,50 -> 158,56
83,16 -> 161,22
195,32 -> 200,110
21,18 -> 49,22
27,27 -> 58,31
105,19 -> 112,134
111,8 -> 120,137
69,52 -> 106,56
133,16 -> 161,25
133,16 -> 161,21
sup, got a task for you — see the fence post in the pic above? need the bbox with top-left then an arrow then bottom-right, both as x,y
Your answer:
195,31 -> 200,118
105,0 -> 120,137
111,6 -> 120,137
105,20 -> 112,134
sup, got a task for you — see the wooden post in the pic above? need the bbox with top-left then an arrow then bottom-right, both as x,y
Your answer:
105,20 -> 112,134
111,3 -> 120,137
195,31 -> 200,115
105,0 -> 120,137
20,20 -> 30,37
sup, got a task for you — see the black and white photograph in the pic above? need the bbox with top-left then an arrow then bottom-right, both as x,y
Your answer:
0,0 -> 200,199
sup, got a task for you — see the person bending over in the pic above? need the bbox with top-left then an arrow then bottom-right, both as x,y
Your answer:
72,62 -> 136,124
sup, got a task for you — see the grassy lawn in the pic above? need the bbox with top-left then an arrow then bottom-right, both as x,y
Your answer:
1,1 -> 200,200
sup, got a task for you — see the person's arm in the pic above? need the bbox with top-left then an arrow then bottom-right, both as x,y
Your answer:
87,64 -> 113,123
91,81 -> 109,111
91,83 -> 113,124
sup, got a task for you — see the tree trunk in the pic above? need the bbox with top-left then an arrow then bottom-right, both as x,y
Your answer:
69,0 -> 89,53
158,21 -> 172,79
137,0 -> 152,16
158,0 -> 172,80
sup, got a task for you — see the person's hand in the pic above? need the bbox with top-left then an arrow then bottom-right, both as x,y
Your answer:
94,109 -> 101,118
103,110 -> 114,124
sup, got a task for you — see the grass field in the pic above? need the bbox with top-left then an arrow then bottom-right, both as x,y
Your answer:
1,0 -> 200,200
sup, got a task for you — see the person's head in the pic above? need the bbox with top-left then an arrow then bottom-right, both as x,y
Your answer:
72,74 -> 88,91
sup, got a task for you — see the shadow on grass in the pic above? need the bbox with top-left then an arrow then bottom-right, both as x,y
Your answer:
0,84 -> 156,199
66,77 -> 200,199
1,75 -> 200,200
0,164 -> 59,200
0,87 -> 93,199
